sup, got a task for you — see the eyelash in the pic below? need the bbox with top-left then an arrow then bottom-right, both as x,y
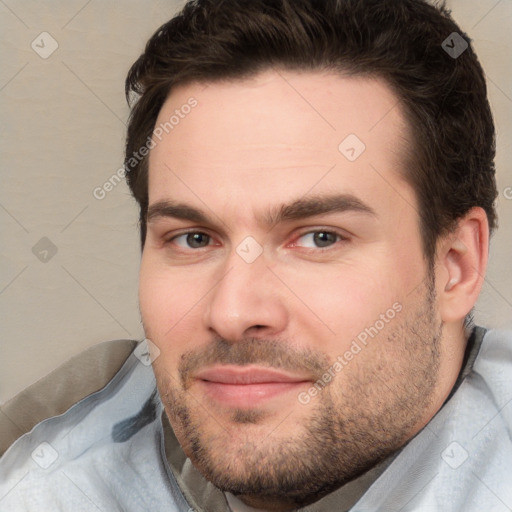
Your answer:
165,229 -> 348,252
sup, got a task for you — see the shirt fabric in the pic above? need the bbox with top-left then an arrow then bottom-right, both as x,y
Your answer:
0,326 -> 511,511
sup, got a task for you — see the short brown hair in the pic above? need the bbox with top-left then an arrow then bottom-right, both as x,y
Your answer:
125,0 -> 497,260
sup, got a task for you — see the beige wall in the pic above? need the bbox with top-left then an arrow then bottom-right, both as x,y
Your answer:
0,0 -> 511,404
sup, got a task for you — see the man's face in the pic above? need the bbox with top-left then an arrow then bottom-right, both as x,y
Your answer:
139,70 -> 447,508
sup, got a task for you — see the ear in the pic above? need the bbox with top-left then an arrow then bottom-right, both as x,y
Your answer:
435,207 -> 489,323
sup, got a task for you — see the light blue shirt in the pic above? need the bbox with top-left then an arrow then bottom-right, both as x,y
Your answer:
1,329 -> 511,511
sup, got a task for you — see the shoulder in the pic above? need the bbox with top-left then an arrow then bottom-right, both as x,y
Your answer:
0,339 -> 138,457
0,340 -> 186,511
469,327 -> 512,426
474,327 -> 512,370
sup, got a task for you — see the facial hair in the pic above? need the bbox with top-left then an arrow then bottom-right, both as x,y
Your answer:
150,276 -> 442,509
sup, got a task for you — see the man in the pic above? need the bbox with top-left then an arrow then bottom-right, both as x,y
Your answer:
1,0 -> 510,510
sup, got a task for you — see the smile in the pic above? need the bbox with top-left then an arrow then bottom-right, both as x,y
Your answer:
194,365 -> 312,408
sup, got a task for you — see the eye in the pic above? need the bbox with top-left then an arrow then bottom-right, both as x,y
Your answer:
171,232 -> 212,249
294,231 -> 344,249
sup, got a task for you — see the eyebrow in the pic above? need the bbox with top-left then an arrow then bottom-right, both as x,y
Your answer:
146,194 -> 376,228
147,202 -> 209,224
263,194 -> 376,227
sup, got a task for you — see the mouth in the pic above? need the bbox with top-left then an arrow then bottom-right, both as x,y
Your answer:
193,365 -> 312,408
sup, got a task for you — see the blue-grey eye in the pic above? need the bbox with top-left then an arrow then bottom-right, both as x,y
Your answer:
297,231 -> 339,248
174,232 -> 211,248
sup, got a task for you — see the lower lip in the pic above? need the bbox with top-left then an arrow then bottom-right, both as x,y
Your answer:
198,381 -> 307,408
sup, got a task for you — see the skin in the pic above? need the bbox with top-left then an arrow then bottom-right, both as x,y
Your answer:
139,69 -> 488,510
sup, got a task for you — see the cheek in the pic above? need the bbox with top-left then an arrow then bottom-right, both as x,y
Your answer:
277,255 -> 417,349
297,274 -> 386,342
138,256 -> 207,345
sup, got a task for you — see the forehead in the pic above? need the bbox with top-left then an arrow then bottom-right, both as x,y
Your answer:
147,69 -> 412,214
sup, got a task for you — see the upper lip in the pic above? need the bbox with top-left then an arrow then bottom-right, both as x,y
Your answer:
194,365 -> 312,385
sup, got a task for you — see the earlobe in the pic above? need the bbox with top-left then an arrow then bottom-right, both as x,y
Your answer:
437,207 -> 489,323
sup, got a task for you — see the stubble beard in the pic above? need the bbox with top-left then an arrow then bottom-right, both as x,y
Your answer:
151,277 -> 442,508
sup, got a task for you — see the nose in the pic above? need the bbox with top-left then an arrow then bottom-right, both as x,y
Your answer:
203,250 -> 288,342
